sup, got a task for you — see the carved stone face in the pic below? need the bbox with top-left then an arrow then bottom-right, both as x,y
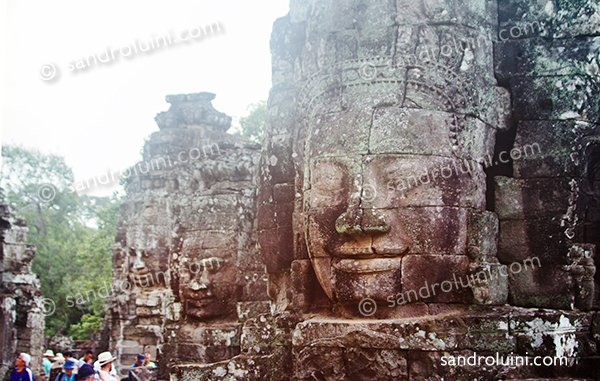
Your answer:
178,256 -> 238,320
302,72 -> 494,306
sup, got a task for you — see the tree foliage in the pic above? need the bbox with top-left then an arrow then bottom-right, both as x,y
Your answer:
1,144 -> 120,338
68,313 -> 103,340
238,100 -> 266,143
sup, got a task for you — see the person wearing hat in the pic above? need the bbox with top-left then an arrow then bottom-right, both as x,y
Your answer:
95,352 -> 117,381
43,350 -> 55,376
51,353 -> 66,368
128,355 -> 144,381
55,359 -> 77,381
75,364 -> 96,381
50,353 -> 67,381
10,353 -> 33,381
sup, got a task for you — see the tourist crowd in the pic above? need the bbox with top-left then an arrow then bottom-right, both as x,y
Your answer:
11,351 -> 156,381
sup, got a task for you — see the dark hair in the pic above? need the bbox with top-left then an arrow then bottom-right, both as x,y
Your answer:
64,351 -> 73,357
85,350 -> 93,355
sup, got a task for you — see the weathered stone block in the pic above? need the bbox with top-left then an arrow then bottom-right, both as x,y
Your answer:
498,219 -> 570,266
495,37 -> 600,80
402,255 -> 472,304
467,211 -> 499,260
290,259 -> 315,308
344,348 -> 408,381
495,176 -> 574,220
332,257 -> 402,302
373,208 -> 469,256
512,121 -> 600,178
294,346 -> 346,381
469,262 -> 509,305
241,313 -> 296,354
508,264 -> 573,310
511,75 -> 600,123
293,317 -> 467,351
462,312 -> 515,352
364,155 -> 486,210
258,225 -> 294,273
510,310 -> 594,358
498,0 -> 600,39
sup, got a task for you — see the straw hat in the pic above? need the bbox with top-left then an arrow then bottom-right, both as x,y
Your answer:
53,354 -> 65,362
96,352 -> 117,367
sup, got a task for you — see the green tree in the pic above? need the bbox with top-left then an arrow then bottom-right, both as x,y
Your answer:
68,313 -> 103,340
238,100 -> 266,143
1,144 -> 120,338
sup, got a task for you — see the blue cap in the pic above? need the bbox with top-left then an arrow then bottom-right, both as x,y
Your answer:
63,359 -> 76,369
77,364 -> 96,379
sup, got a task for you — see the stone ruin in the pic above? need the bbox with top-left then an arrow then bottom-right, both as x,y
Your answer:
0,192 -> 45,379
105,93 -> 269,378
168,0 -> 599,380
108,0 -> 600,380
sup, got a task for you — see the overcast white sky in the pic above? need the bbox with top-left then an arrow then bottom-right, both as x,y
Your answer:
0,0 -> 289,196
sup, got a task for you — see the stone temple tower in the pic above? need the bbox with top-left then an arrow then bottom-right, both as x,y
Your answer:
105,93 -> 269,377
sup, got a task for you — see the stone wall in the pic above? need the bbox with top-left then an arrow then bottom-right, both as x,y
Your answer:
0,192 -> 45,379
494,0 -> 600,312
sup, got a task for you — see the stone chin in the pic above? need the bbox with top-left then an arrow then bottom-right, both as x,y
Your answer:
311,256 -> 403,304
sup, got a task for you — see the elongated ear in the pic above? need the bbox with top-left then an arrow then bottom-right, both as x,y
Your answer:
254,14 -> 298,310
256,116 -> 296,309
168,232 -> 184,302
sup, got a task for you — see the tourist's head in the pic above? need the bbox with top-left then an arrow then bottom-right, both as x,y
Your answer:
136,354 -> 144,366
97,351 -> 116,371
63,359 -> 76,375
16,353 -> 30,367
77,364 -> 96,381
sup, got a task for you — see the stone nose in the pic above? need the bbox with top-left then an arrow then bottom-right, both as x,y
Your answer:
189,266 -> 210,291
189,279 -> 208,291
335,195 -> 389,236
